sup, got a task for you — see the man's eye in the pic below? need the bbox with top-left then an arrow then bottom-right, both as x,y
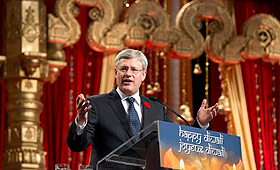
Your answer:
121,67 -> 128,71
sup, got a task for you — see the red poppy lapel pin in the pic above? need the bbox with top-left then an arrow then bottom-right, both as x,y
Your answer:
144,102 -> 151,109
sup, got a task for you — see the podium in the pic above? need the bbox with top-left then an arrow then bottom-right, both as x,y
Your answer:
96,121 -> 243,170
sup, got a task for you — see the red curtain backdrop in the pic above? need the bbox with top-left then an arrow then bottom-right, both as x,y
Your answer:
41,5 -> 103,170
235,0 -> 280,170
241,59 -> 280,170
211,0 -> 280,135
209,62 -> 225,133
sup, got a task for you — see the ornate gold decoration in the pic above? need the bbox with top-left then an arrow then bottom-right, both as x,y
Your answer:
176,0 -> 235,61
1,0 -> 81,169
83,0 -> 172,51
75,0 -> 280,65
125,1 -> 169,47
47,0 -> 79,82
175,1 -> 280,65
48,0 -> 81,47
46,60 -> 67,83
22,6 -> 39,42
75,0 -> 124,52
7,5 -> 21,44
6,1 -> 46,56
3,78 -> 46,170
176,1 -> 208,58
47,43 -> 66,61
241,14 -> 280,63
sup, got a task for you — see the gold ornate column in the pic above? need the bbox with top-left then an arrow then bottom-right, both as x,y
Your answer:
2,0 -> 66,169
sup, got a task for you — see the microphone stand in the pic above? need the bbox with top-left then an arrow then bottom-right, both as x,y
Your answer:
149,96 -> 191,126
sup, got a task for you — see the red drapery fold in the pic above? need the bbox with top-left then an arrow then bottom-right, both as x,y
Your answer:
41,39 -> 103,169
234,0 -> 274,32
209,62 -> 225,133
241,59 -> 280,170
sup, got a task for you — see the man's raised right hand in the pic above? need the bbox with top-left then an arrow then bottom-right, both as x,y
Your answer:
76,94 -> 92,125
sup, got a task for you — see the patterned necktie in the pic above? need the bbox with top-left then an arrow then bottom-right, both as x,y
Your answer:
126,97 -> 141,138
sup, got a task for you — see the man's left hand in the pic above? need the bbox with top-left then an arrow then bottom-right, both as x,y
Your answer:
197,99 -> 219,126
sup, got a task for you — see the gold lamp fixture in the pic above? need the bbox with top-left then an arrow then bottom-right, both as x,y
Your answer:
218,93 -> 231,115
177,104 -> 194,123
217,64 -> 231,115
193,62 -> 202,75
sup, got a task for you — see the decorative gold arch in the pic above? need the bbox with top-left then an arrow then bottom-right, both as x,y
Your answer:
80,0 -> 280,64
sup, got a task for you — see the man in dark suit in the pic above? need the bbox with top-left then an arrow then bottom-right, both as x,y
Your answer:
67,49 -> 218,169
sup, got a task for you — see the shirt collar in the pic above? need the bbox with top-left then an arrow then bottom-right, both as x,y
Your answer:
116,87 -> 141,105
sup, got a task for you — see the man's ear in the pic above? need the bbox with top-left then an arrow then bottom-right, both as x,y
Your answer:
141,70 -> 147,81
114,68 -> 117,78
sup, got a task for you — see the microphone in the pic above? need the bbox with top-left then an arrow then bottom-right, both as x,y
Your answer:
149,96 -> 191,126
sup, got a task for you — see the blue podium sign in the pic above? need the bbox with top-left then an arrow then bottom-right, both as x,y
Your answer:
158,121 -> 243,170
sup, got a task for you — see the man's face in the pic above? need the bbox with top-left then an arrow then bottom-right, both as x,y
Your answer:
115,58 -> 147,96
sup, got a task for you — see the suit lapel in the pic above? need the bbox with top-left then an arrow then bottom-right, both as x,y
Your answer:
108,89 -> 134,138
141,95 -> 152,128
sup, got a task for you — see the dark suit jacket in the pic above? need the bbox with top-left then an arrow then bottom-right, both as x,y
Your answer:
66,88 -> 200,169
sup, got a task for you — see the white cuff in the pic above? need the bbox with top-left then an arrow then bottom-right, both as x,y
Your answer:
197,119 -> 209,130
75,117 -> 87,135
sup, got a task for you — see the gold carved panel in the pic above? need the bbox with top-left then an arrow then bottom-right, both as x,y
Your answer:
84,0 -> 172,51
21,79 -> 38,93
6,0 -> 46,57
6,125 -> 43,144
176,0 -> 280,64
240,14 -> 280,63
124,0 -> 170,48
75,0 -> 123,52
218,13 -> 280,64
176,0 -> 235,61
22,125 -> 37,142
48,0 -> 81,47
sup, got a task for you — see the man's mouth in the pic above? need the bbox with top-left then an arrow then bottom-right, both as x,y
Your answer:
123,79 -> 133,85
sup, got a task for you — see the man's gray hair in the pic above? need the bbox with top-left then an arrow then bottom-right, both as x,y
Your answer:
115,49 -> 148,70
